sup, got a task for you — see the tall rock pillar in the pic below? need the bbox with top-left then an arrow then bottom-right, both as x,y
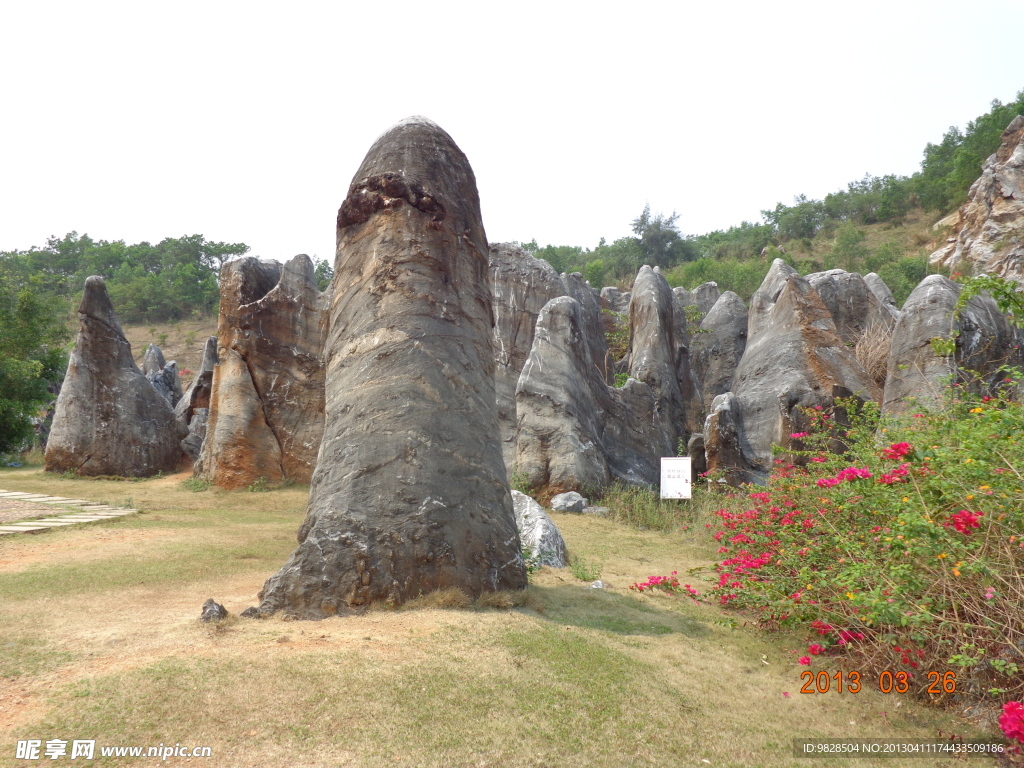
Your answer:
257,117 -> 526,617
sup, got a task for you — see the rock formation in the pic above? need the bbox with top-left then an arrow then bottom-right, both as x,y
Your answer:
562,272 -> 612,382
198,254 -> 328,489
710,260 -> 881,482
514,296 -> 613,492
627,266 -> 694,451
928,115 -> 1024,284
514,294 -> 667,492
175,336 -> 217,461
692,281 -> 722,316
512,490 -> 568,568
45,277 -> 180,477
806,269 -> 897,344
600,286 -> 631,313
692,291 -> 748,412
882,274 -> 1022,415
256,117 -> 526,617
141,344 -> 166,374
147,360 -> 183,408
864,272 -> 902,320
489,243 -> 565,469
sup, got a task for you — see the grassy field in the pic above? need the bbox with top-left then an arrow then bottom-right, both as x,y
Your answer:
0,464 -> 1001,768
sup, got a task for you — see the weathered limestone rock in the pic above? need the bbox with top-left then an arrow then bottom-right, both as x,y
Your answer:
562,272 -> 612,382
600,286 -> 631,313
257,117 -> 526,617
882,274 -> 1021,415
180,408 -> 209,462
512,490 -> 568,568
550,491 -> 587,512
174,335 -> 217,437
199,254 -> 328,489
692,291 -> 748,412
703,392 -> 758,486
514,296 -> 612,492
692,281 -> 722,316
489,243 -> 566,470
806,269 -> 896,344
928,115 -> 1024,284
670,284 -> 705,431
199,598 -> 228,622
729,260 -> 881,480
864,272 -> 902,320
514,295 -> 666,492
147,361 -> 183,408
141,344 -> 166,375
45,277 -> 180,477
627,266 -> 693,452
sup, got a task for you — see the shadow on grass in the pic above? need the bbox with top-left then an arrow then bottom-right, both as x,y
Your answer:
523,583 -> 711,638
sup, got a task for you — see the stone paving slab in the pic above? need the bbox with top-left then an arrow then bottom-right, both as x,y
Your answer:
0,489 -> 139,536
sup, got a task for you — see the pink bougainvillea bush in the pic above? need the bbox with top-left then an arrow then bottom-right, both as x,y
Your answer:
703,386 -> 1024,709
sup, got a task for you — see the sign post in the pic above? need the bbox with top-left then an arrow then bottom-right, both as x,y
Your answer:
660,457 -> 692,499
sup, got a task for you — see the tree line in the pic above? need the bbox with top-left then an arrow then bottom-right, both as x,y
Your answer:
525,90 -> 1024,289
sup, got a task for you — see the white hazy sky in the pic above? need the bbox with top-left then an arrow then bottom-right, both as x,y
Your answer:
2,1 -> 1022,264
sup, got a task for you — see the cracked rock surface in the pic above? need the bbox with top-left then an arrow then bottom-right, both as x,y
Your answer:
45,276 -> 180,477
257,117 -> 526,618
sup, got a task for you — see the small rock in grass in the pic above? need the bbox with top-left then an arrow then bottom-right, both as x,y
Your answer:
550,492 -> 587,512
240,606 -> 260,619
199,598 -> 228,622
582,506 -> 610,516
589,580 -> 605,589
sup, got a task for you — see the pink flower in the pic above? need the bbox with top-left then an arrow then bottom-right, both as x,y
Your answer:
807,644 -> 824,655
798,656 -> 812,665
945,510 -> 983,534
882,442 -> 912,460
1000,701 -> 1024,743
782,692 -> 791,698
790,432 -> 809,439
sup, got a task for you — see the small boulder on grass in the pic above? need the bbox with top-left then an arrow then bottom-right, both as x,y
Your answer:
550,492 -> 587,513
512,490 -> 568,568
199,598 -> 228,622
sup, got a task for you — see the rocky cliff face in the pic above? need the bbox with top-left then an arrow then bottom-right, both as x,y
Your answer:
488,243 -> 566,470
882,274 -> 1022,415
707,260 -> 880,482
929,115 -> 1024,283
198,254 -> 328,489
257,117 -> 526,618
45,277 -> 180,477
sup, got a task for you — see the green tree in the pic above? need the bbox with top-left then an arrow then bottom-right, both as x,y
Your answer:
630,205 -> 696,267
0,277 -> 69,454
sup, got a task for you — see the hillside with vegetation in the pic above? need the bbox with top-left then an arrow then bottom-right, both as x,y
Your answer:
522,90 -> 1024,307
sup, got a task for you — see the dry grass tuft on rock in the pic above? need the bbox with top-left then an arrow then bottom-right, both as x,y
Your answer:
855,321 -> 893,389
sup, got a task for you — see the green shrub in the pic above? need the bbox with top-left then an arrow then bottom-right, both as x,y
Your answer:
704,384 -> 1024,703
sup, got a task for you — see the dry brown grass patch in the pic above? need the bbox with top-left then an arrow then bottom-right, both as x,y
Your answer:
856,321 -> 893,388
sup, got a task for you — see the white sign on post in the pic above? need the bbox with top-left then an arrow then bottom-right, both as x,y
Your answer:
660,457 -> 692,499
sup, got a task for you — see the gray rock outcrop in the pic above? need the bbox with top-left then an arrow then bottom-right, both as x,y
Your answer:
864,272 -> 901,319
882,274 -> 1022,414
928,115 -> 1024,284
198,254 -> 328,489
45,277 -> 180,477
512,490 -> 568,568
627,266 -> 697,449
141,344 -> 166,375
600,287 -> 631,313
562,271 -> 612,382
257,116 -> 526,617
174,335 -> 216,446
489,243 -> 566,470
147,360 -> 183,408
692,281 -> 722,316
692,291 -> 748,412
715,260 -> 881,482
550,491 -> 587,513
806,269 -> 897,344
